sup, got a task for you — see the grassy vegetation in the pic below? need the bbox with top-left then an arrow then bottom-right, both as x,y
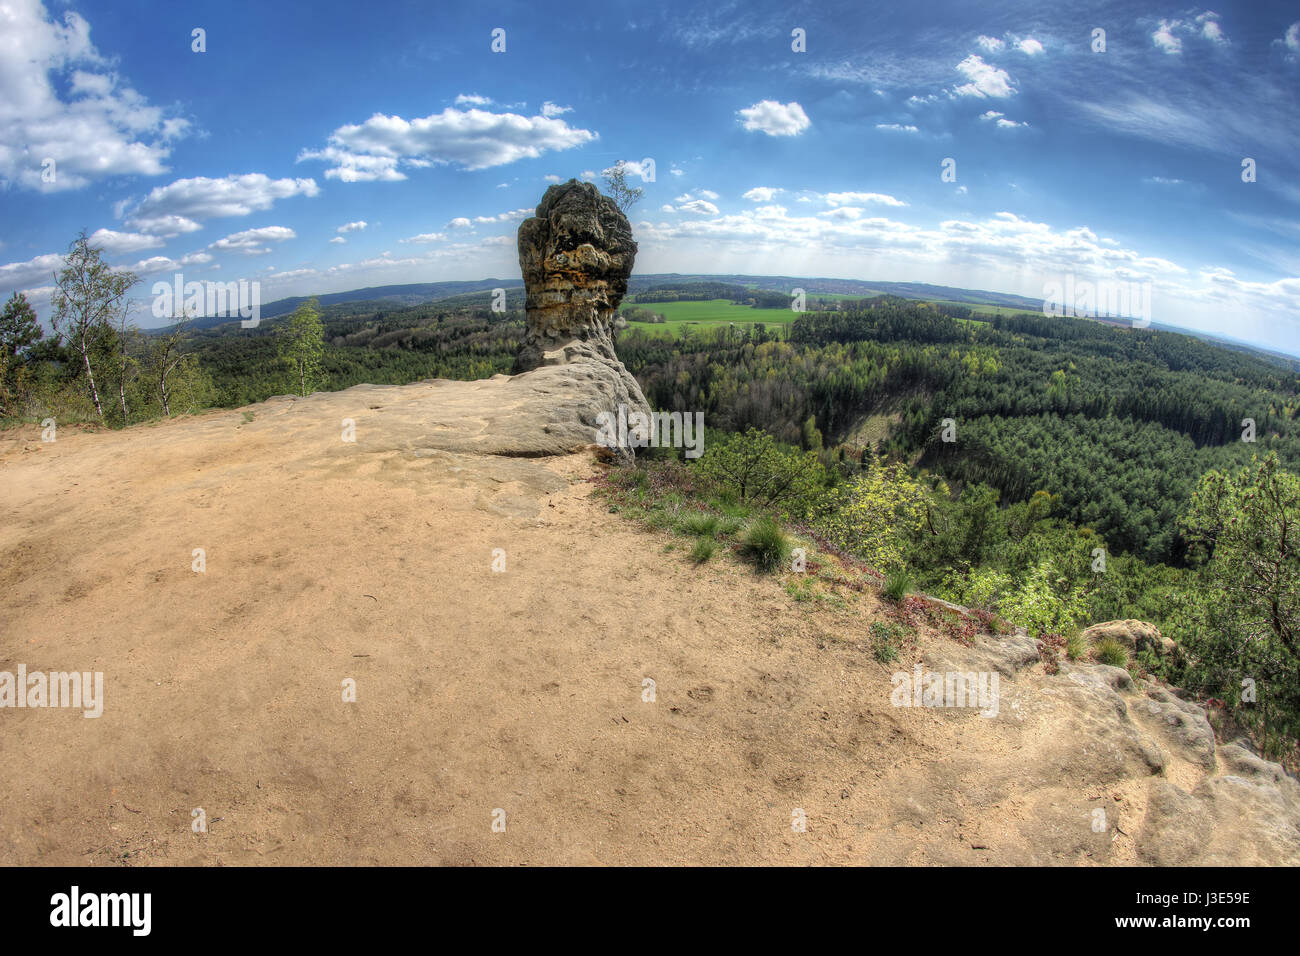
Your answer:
619,299 -> 794,337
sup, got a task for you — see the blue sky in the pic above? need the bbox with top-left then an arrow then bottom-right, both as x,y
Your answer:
2,0 -> 1298,351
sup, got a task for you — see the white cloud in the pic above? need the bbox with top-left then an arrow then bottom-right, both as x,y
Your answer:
696,189 -> 719,200
329,236 -> 346,244
605,159 -> 656,182
544,174 -> 562,183
743,187 -> 781,201
337,220 -> 368,234
824,191 -> 906,207
976,35 -> 1004,52
1016,37 -> 1044,55
540,101 -> 571,118
996,118 -> 1028,128
953,55 -> 1016,98
677,199 -> 719,215
736,100 -> 811,136
1153,19 -> 1183,54
86,228 -> 164,254
669,166 -> 684,177
0,252 -> 65,290
208,226 -> 296,256
297,105 -> 597,180
1196,11 -> 1228,44
470,207 -> 531,224
448,217 -> 472,228
122,174 -> 319,233
400,232 -> 448,244
0,0 -> 189,191
454,93 -> 493,106
875,123 -> 919,133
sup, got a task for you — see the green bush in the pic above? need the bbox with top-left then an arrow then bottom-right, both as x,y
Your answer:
739,516 -> 791,573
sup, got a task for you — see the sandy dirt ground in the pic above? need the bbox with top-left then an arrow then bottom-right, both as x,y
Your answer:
0,384 -> 1215,865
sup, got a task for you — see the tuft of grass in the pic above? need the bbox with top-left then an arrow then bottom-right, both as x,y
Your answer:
783,579 -> 813,602
870,620 -> 903,664
678,512 -> 720,537
1065,632 -> 1086,661
241,411 -> 255,423
883,569 -> 912,603
689,537 -> 716,564
739,516 -> 791,573
714,516 -> 743,538
1095,637 -> 1129,668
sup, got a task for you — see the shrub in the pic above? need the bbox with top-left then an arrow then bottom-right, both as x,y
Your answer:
883,569 -> 912,602
739,516 -> 791,573
1095,637 -> 1128,668
690,537 -> 716,564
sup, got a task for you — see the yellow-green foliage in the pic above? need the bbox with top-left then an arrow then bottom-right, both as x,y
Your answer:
814,461 -> 927,572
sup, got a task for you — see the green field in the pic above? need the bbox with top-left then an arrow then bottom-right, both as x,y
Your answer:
619,299 -> 793,336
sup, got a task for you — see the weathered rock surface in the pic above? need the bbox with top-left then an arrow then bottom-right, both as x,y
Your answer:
919,620 -> 1298,864
1083,619 -> 1174,656
512,179 -> 650,453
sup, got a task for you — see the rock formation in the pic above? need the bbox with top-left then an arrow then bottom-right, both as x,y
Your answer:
512,180 -> 651,457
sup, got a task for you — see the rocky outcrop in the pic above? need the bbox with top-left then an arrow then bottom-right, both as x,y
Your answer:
923,614 -> 1298,864
512,180 -> 651,456
1082,619 -> 1175,657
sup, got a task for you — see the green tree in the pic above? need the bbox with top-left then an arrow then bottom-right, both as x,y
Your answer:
0,292 -> 43,361
1180,453 -> 1300,751
51,232 -> 138,421
698,426 -> 825,513
601,161 -> 643,213
280,298 -> 326,396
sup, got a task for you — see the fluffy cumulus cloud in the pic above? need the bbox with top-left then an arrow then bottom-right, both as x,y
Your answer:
120,174 -> 319,235
208,226 -> 296,256
0,0 -> 189,191
743,186 -> 781,202
86,228 -> 165,254
736,100 -> 811,136
297,105 -> 598,181
952,55 -> 1016,98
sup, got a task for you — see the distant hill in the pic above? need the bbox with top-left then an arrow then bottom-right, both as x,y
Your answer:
147,273 -> 1297,370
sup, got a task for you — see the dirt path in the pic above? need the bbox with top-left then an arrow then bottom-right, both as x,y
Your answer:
0,384 -> 1268,865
